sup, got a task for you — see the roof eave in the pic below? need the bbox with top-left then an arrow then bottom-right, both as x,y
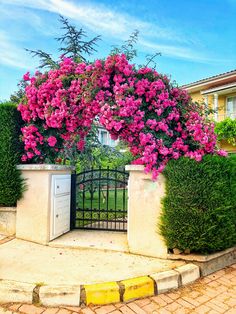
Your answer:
182,71 -> 236,91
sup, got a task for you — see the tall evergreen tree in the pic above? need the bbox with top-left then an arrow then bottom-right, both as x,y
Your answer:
10,15 -> 101,103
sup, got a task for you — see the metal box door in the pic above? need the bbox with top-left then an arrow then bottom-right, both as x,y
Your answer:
50,175 -> 71,240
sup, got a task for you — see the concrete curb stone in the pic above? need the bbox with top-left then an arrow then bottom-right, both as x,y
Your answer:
0,280 -> 35,304
84,282 -> 120,305
175,264 -> 200,285
39,285 -> 81,306
120,276 -> 155,302
0,263 -> 200,306
150,270 -> 180,294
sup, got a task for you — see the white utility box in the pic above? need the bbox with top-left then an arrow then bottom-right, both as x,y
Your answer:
16,165 -> 74,245
50,174 -> 71,240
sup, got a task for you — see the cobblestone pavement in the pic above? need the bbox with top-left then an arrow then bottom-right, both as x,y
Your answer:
1,264 -> 236,314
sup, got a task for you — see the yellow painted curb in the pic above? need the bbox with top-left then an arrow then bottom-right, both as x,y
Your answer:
84,282 -> 120,305
121,276 -> 155,302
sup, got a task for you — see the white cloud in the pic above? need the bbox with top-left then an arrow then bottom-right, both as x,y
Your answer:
2,0 -> 190,43
139,39 -> 208,62
140,39 -> 234,64
0,31 -> 35,69
0,0 -> 226,64
0,3 -> 56,37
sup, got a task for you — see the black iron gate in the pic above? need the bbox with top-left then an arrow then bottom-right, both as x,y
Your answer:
70,167 -> 129,231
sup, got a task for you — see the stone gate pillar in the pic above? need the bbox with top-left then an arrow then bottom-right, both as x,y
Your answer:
125,165 -> 168,259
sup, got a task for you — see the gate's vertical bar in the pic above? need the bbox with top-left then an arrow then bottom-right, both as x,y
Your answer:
90,167 -> 93,227
98,166 -> 101,229
70,172 -> 76,230
106,166 -> 109,229
122,169 -> 126,231
114,168 -> 117,230
82,171 -> 85,228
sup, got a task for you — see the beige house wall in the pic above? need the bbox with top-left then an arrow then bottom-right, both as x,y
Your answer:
189,91 -> 236,118
190,91 -> 203,103
188,90 -> 236,153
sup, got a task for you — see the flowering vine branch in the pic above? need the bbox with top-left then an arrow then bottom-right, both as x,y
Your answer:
18,54 -> 226,179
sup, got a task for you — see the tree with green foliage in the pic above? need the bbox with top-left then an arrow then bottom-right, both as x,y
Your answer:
25,15 -> 101,68
76,141 -> 134,172
10,15 -> 101,103
215,118 -> 236,146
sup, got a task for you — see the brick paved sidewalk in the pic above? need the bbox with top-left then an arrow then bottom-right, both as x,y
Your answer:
1,264 -> 236,314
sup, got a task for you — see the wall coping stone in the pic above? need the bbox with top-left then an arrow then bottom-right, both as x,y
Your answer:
17,164 -> 75,171
125,165 -> 145,172
0,207 -> 17,212
167,246 -> 236,262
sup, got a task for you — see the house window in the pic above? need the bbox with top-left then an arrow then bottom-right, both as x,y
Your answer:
98,127 -> 118,147
100,130 -> 108,145
226,97 -> 236,119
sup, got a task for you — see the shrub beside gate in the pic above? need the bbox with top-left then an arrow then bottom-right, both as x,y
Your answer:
0,102 -> 25,206
160,155 -> 236,254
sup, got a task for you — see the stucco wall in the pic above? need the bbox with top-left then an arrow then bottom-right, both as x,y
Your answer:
0,207 -> 16,235
188,91 -> 236,153
16,165 -> 74,245
189,91 -> 203,103
126,165 -> 168,259
189,91 -> 236,121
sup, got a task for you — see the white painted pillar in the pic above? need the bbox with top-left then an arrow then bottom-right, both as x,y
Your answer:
204,95 -> 208,116
125,165 -> 168,259
214,93 -> 218,121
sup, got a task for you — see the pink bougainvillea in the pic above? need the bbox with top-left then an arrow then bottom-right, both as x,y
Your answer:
18,54 -> 225,179
47,136 -> 57,147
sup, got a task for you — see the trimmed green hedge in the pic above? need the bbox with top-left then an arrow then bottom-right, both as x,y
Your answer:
160,155 -> 236,254
0,102 -> 25,206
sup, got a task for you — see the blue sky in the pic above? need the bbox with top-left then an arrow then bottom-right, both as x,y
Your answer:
1,0 -> 236,101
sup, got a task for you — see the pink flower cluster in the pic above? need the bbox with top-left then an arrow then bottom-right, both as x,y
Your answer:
18,54 -> 225,178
